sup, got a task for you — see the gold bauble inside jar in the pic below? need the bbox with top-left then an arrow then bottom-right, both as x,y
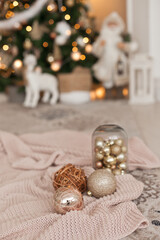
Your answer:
96,161 -> 103,169
104,156 -> 116,165
111,145 -> 121,156
96,152 -> 104,160
95,137 -> 104,148
103,145 -> 110,155
115,138 -> 124,146
119,162 -> 127,170
117,153 -> 126,162
113,169 -> 121,175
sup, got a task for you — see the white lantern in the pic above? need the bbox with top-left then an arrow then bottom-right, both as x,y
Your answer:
129,54 -> 155,104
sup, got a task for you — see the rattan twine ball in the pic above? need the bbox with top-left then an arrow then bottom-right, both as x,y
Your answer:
53,164 -> 87,193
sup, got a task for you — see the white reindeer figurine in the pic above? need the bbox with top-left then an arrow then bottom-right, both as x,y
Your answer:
23,54 -> 59,108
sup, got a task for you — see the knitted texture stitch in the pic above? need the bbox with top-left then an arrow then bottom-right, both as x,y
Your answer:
0,130 -> 158,240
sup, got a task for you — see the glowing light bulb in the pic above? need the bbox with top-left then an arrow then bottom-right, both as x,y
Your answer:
86,28 -> 92,34
47,54 -> 54,63
72,47 -> 78,52
96,87 -> 106,99
72,41 -> 77,47
64,14 -> 71,20
3,45 -> 9,51
5,11 -> 14,19
61,6 -> 66,12
13,1 -> 18,7
122,88 -> 128,97
13,59 -> 23,69
80,55 -> 86,61
24,3 -> 30,8
51,61 -> 61,72
43,42 -> 48,47
83,37 -> 89,44
49,19 -> 54,25
74,24 -> 80,30
85,44 -> 92,53
71,51 -> 81,61
26,26 -> 32,32
47,4 -> 56,11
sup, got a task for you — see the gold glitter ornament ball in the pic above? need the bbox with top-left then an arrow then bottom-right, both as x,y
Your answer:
87,169 -> 116,198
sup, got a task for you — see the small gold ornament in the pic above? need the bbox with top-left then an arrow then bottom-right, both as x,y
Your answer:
117,153 -> 125,162
113,169 -> 121,175
111,165 -> 116,170
95,137 -> 104,148
87,190 -> 92,196
121,170 -> 126,175
87,169 -> 116,198
103,146 -> 110,155
119,162 -> 127,170
96,161 -> 103,169
104,156 -> 116,165
111,145 -> 121,156
115,138 -> 124,146
96,152 -> 103,160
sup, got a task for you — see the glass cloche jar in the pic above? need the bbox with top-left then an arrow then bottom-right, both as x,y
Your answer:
92,124 -> 128,175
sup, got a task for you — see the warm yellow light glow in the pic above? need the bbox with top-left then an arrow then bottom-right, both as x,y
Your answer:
13,59 -> 23,69
26,25 -> 32,32
5,11 -> 14,19
122,88 -> 128,97
85,44 -> 92,53
72,41 -> 77,47
86,28 -> 92,34
83,37 -> 89,44
47,4 -> 55,11
64,14 -> 71,20
74,23 -> 80,30
13,1 -> 18,7
61,6 -> 66,12
43,42 -> 48,48
51,61 -> 61,72
24,3 -> 30,9
72,47 -> 78,52
90,90 -> 97,101
96,87 -> 106,99
71,51 -> 81,61
49,19 -> 54,25
47,54 -> 54,63
3,45 -> 9,51
10,3 -> 14,9
80,54 -> 86,61
0,63 -> 7,70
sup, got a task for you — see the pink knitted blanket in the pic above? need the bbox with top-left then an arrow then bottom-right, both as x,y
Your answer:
0,130 -> 160,240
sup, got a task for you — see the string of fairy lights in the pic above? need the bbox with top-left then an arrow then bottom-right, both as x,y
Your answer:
0,0 -> 129,99
0,0 -> 94,74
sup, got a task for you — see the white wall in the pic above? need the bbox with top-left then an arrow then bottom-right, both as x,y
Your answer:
127,0 -> 160,79
149,0 -> 160,79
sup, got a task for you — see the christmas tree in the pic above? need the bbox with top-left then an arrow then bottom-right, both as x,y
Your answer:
0,0 -> 97,92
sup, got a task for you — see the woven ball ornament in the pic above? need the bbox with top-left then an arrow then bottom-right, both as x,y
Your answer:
87,169 -> 116,198
53,164 -> 87,193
